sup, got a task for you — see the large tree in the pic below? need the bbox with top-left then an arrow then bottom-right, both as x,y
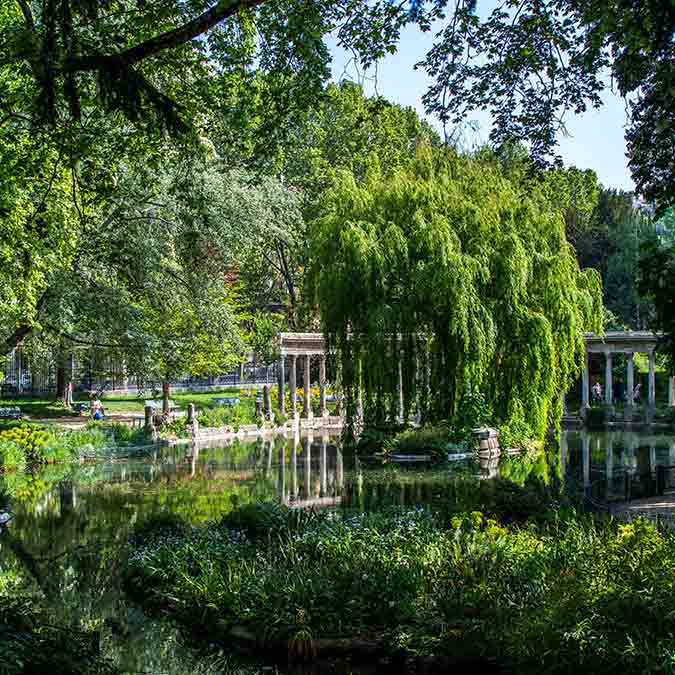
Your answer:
4,0 -> 673,212
310,145 -> 602,438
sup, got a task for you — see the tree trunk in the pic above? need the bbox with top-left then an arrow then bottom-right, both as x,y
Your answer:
162,381 -> 171,417
56,365 -> 65,401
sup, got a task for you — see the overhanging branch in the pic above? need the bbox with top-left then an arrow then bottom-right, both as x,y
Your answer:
65,0 -> 268,73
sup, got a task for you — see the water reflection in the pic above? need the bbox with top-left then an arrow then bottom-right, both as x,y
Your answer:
561,428 -> 675,502
3,428 -> 652,672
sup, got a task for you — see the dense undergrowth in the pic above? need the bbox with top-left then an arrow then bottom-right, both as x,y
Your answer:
0,422 -> 151,472
125,468 -> 675,674
0,598 -> 117,675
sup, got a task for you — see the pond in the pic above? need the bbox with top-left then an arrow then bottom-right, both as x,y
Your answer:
2,427 -> 675,673
562,428 -> 675,503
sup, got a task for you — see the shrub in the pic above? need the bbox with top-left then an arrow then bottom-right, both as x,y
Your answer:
127,507 -> 675,674
0,425 -> 51,464
0,440 -> 25,471
198,404 -> 255,431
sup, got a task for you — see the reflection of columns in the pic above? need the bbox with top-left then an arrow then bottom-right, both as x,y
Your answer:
290,433 -> 298,500
649,445 -> 657,478
648,350 -> 656,407
582,432 -> 590,488
397,359 -> 404,421
336,448 -> 344,495
581,350 -> 590,411
625,353 -> 634,421
627,434 -> 635,473
278,355 -> 286,414
304,435 -> 312,498
302,355 -> 313,419
606,436 -> 613,496
266,439 -> 272,478
279,441 -> 286,503
320,435 -> 327,497
289,355 -> 297,417
604,352 -> 613,405
319,356 -> 328,417
356,358 -> 364,422
559,431 -> 567,483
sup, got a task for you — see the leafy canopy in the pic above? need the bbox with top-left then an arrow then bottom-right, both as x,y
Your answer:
310,145 -> 602,438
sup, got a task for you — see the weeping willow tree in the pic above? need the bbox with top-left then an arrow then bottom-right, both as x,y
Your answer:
310,146 -> 603,441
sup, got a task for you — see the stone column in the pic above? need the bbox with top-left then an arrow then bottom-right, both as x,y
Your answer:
625,352 -> 634,422
319,355 -> 328,417
581,350 -> 590,412
668,375 -> 675,408
562,393 -> 567,416
277,355 -> 286,414
263,385 -> 272,420
144,404 -> 155,438
302,354 -> 313,419
604,351 -> 613,406
289,355 -> 297,418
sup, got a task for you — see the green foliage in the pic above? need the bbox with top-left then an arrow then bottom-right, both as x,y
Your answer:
0,598 -> 118,675
640,238 -> 675,374
128,502 -> 675,673
451,389 -> 492,442
197,404 -> 256,431
383,425 -> 465,461
0,425 -> 50,465
0,440 -> 25,471
498,400 -> 534,450
312,148 -> 602,440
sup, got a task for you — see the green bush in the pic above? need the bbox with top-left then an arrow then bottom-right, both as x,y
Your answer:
0,425 -> 51,465
451,389 -> 492,441
127,507 -> 675,674
0,598 -> 118,675
197,404 -> 255,431
384,424 -> 466,460
0,439 -> 25,471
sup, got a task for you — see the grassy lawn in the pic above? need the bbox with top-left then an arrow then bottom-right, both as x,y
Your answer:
0,387 -> 260,419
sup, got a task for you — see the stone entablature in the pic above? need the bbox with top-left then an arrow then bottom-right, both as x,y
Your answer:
584,331 -> 659,354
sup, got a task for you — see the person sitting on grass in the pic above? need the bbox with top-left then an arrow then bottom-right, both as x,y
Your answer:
91,397 -> 105,421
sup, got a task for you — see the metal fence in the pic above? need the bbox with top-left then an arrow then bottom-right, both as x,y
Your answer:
0,348 -> 279,397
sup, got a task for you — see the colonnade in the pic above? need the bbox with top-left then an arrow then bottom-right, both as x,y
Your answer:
577,332 -> 675,421
277,353 -> 330,419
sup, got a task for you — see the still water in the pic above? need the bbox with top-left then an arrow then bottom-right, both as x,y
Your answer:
1,428 -> 674,673
561,429 -> 675,501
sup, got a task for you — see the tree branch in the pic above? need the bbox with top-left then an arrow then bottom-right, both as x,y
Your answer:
65,0 -> 268,72
15,0 -> 34,30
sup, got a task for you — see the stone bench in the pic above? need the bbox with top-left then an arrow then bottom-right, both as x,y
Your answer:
212,397 -> 241,407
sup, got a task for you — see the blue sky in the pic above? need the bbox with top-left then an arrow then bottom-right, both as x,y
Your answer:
328,23 -> 635,192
